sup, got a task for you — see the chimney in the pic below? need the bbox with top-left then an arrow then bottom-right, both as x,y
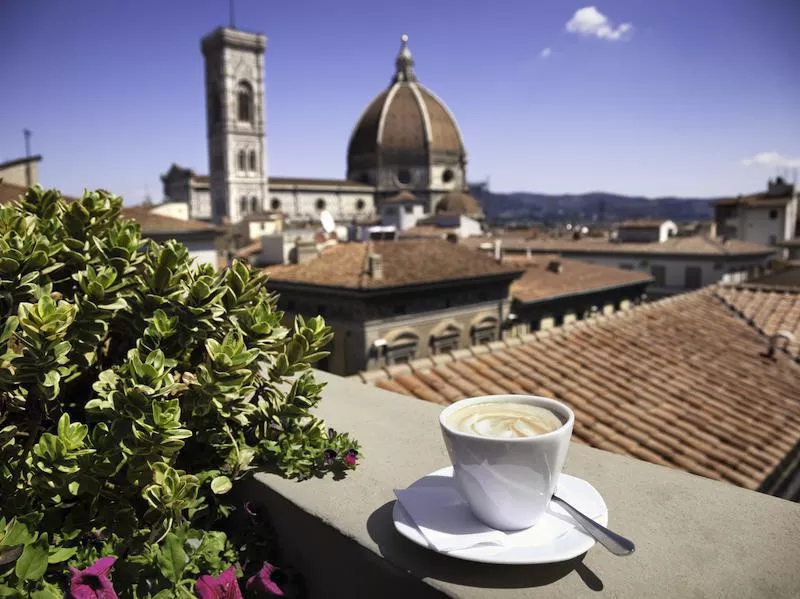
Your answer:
368,253 -> 383,280
764,331 -> 794,360
547,260 -> 563,274
293,240 -> 318,264
493,239 -> 503,263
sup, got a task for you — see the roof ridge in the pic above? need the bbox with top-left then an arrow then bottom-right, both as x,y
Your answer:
712,288 -> 800,363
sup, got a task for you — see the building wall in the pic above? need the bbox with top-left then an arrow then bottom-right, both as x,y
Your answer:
739,206 -> 790,246
512,283 -> 650,333
150,202 -> 189,220
191,187 -> 212,220
268,187 -> 375,222
272,281 -> 513,376
515,249 -> 773,297
0,161 -> 39,187
183,239 -> 220,267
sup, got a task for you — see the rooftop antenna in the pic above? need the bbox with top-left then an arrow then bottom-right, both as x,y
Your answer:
23,129 -> 33,186
23,129 -> 31,157
229,0 -> 235,28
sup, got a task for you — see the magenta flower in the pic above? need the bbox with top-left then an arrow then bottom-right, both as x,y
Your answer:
246,562 -> 285,596
343,448 -> 358,468
195,566 -> 243,599
68,556 -> 119,599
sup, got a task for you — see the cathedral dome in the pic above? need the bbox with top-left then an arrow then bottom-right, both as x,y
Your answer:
347,35 -> 466,172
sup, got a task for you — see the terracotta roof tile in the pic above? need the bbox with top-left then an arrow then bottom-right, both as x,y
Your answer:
360,287 -> 800,491
464,234 -> 774,257
265,240 -> 523,291
122,206 -> 221,235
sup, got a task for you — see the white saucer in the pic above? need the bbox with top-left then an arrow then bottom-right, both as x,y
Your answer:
393,466 -> 608,565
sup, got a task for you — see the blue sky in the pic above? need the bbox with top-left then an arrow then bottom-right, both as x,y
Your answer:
1,0 -> 798,203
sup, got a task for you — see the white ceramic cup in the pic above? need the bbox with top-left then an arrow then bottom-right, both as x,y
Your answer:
439,394 -> 574,531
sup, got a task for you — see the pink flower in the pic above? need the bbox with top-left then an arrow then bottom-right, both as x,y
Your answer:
195,566 -> 244,599
343,448 -> 358,468
246,562 -> 285,596
68,556 -> 119,599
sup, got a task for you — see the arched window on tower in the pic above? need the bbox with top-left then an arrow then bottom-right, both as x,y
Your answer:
251,197 -> 259,213
237,81 -> 254,123
238,150 -> 247,173
240,196 -> 248,216
248,150 -> 257,172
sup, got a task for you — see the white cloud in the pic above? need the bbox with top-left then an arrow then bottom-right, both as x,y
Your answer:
741,152 -> 800,169
566,6 -> 633,41
540,47 -> 552,59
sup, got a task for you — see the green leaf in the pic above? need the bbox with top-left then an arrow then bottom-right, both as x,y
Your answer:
156,533 -> 187,583
47,546 -> 77,563
1,521 -> 33,547
210,476 -> 232,495
15,533 -> 49,581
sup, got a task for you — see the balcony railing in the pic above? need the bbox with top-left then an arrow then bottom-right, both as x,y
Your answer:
243,371 -> 800,598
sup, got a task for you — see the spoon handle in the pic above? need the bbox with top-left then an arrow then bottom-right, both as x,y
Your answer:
551,494 -> 635,556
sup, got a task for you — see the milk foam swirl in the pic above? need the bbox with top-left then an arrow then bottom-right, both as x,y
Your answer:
447,402 -> 562,438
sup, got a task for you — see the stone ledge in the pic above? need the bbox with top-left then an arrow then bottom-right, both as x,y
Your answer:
251,371 -> 800,598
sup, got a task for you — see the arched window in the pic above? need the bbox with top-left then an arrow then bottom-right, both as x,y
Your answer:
251,196 -> 259,213
315,198 -> 326,211
271,198 -> 281,211
471,316 -> 498,345
238,150 -> 247,173
385,332 -> 419,365
248,150 -> 257,172
239,196 -> 248,215
430,323 -> 461,355
237,81 -> 253,123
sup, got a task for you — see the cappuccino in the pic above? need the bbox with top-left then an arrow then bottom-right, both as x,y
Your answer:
446,402 -> 562,438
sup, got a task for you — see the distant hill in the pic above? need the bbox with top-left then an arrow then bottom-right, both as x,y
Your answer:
469,186 -> 719,225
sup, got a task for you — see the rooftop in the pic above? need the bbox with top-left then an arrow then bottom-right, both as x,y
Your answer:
268,176 -> 374,189
266,239 -> 524,292
715,283 -> 800,358
464,235 -> 775,257
122,205 -> 221,236
749,267 -> 800,289
506,254 -> 653,304
353,286 -> 800,497
0,155 -> 42,170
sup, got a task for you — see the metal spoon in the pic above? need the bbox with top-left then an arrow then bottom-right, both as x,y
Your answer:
551,494 -> 635,556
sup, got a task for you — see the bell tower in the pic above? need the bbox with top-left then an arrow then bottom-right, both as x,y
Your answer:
201,27 -> 268,224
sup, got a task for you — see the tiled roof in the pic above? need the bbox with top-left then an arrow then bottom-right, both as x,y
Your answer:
266,239 -> 524,291
715,284 -> 800,357
384,191 -> 417,204
463,235 -> 774,257
398,225 -> 458,239
507,254 -> 652,303
122,206 -> 221,235
750,267 -> 800,288
354,287 -> 800,491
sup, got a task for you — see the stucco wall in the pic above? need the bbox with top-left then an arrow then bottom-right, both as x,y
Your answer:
268,188 -> 374,221
0,161 -> 39,187
550,252 -> 772,296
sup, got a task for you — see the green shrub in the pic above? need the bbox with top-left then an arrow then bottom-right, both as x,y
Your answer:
0,186 -> 358,596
